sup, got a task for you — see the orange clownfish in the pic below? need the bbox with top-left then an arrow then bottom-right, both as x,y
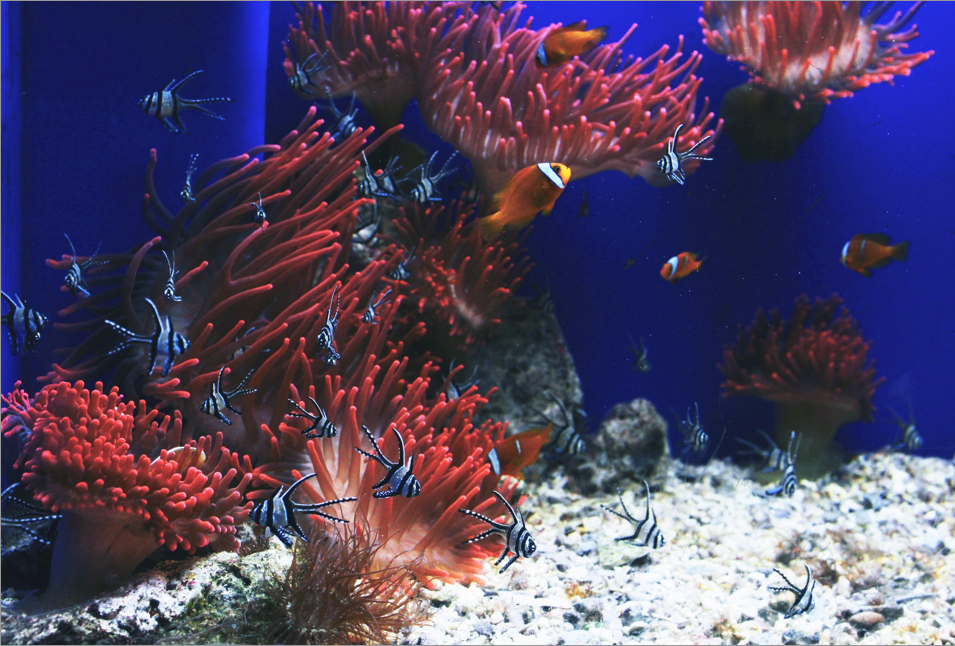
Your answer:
660,252 -> 704,283
479,162 -> 571,241
488,423 -> 553,479
536,22 -> 608,67
841,233 -> 909,277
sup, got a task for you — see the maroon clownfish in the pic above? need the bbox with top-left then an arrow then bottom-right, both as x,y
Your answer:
488,423 -> 553,479
660,252 -> 704,283
536,22 -> 608,67
841,233 -> 909,277
478,163 -> 571,241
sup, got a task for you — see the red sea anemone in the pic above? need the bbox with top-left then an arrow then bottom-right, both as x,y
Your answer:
719,294 -> 884,478
1,380 -> 252,609
700,1 -> 933,160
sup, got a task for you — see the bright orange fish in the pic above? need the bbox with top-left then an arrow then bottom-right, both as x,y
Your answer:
660,252 -> 704,283
479,163 -> 571,240
841,233 -> 909,277
488,423 -> 553,479
536,21 -> 608,67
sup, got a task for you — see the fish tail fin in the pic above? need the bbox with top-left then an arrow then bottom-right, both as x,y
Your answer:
479,213 -> 505,241
592,26 -> 609,42
891,240 -> 910,262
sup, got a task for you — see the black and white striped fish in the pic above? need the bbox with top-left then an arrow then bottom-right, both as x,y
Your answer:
627,335 -> 650,373
286,394 -> 338,439
888,403 -> 923,451
735,428 -> 790,473
459,490 -> 536,573
407,150 -> 458,203
140,70 -> 233,134
601,481 -> 665,549
766,431 -> 800,497
181,153 -> 199,203
321,88 -> 359,140
250,473 -> 356,548
355,425 -> 421,499
105,297 -> 189,377
63,234 -> 104,299
1,483 -> 62,546
677,402 -> 708,454
352,208 -> 380,245
315,284 -> 341,366
386,249 -> 415,281
249,192 -> 267,226
446,359 -> 480,400
534,391 -> 585,456
1,291 -> 48,357
357,151 -> 402,200
655,124 -> 713,186
361,288 -> 391,324
162,250 -> 182,302
769,565 -> 816,619
288,51 -> 329,96
199,365 -> 257,425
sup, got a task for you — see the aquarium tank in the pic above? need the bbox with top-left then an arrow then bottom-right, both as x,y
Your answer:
2,2 -> 953,644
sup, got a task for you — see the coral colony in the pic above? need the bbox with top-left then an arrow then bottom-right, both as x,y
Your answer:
0,0 -> 935,637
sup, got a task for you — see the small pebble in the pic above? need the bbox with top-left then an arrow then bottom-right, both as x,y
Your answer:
849,611 -> 885,628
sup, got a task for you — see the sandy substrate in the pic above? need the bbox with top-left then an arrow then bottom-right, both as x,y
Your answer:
406,452 -> 955,645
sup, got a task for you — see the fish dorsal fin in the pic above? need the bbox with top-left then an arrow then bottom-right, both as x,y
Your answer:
563,20 -> 588,31
861,233 -> 892,246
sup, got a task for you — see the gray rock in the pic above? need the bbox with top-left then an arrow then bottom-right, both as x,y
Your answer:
576,398 -> 670,495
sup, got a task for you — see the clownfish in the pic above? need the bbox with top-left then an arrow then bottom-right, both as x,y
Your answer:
479,163 -> 571,240
841,233 -> 909,277
536,22 -> 608,67
488,423 -> 553,479
660,252 -> 703,283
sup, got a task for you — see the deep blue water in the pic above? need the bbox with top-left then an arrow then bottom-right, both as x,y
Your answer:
2,2 -> 952,461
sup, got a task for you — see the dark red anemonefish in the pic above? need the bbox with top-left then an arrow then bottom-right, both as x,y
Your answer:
841,233 -> 910,277
660,252 -> 704,283
536,21 -> 609,67
479,162 -> 571,240
488,423 -> 553,479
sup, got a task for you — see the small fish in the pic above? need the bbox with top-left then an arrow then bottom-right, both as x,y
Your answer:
1,483 -> 62,546
199,366 -> 257,426
536,21 -> 608,67
887,402 -> 923,451
459,490 -> 537,573
361,288 -> 392,324
386,249 -> 415,282
527,280 -> 554,314
676,402 -> 708,454
841,233 -> 910,277
479,162 -> 571,240
287,395 -> 338,439
315,284 -> 341,366
358,151 -> 402,201
624,258 -> 637,270
105,298 -> 189,377
154,445 -> 207,469
626,335 -> 650,373
769,565 -> 816,619
322,88 -> 359,140
656,124 -> 713,185
352,208 -> 380,245
181,153 -> 199,203
250,473 -> 356,548
533,391 -> 585,457
162,250 -> 182,302
250,192 -> 267,226
1,291 -> 48,357
407,150 -> 458,204
63,234 -> 105,299
765,432 -> 800,497
735,429 -> 791,473
355,425 -> 421,499
140,70 -> 233,134
601,481 -> 665,549
660,251 -> 704,283
488,423 -> 552,478
578,189 -> 590,218
288,51 -> 329,96
446,358 -> 479,400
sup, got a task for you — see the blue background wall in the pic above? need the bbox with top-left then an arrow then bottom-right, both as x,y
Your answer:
3,2 -> 953,458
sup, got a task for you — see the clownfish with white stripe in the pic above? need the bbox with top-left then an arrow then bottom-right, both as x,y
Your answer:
660,251 -> 703,283
841,233 -> 909,277
536,22 -> 608,68
488,423 -> 553,479
479,163 -> 571,240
